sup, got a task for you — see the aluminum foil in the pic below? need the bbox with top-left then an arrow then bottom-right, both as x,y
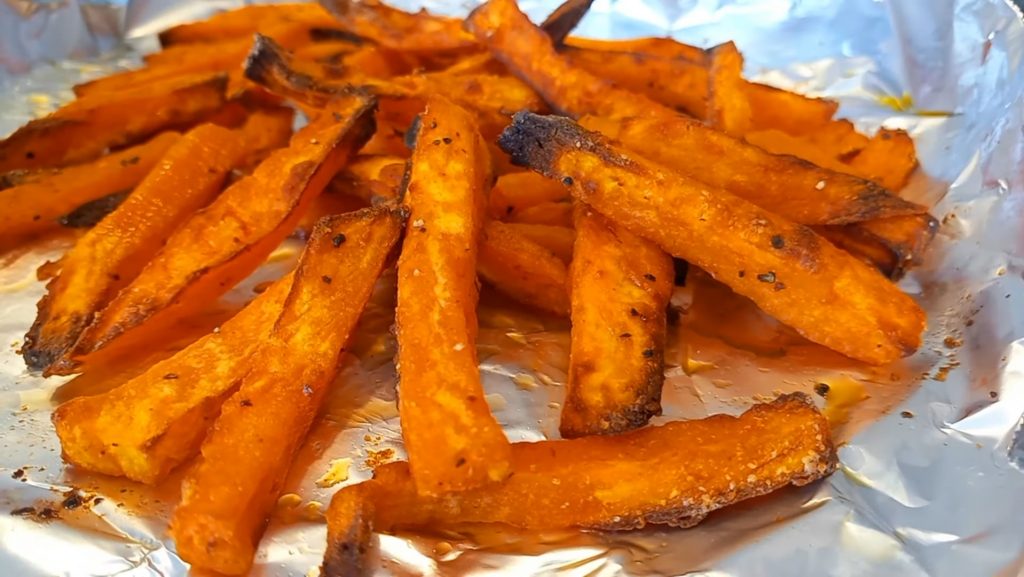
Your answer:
4,0 -> 1024,575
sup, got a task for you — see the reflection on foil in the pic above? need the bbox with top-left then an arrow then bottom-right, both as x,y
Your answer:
3,0 -> 1024,576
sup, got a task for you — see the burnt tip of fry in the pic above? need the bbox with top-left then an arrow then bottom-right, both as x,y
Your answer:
499,111 -> 613,175
245,34 -> 370,106
59,191 -> 130,229
308,27 -> 368,45
540,0 -> 595,46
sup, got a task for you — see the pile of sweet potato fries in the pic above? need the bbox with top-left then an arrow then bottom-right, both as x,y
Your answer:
0,0 -> 936,573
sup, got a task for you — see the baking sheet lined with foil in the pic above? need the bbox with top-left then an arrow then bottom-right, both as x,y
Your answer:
3,0 -> 1024,575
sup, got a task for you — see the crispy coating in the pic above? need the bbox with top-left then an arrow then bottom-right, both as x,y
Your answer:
322,393 -> 837,575
848,128 -> 919,191
538,0 -> 595,45
0,74 -> 226,172
323,483 -> 376,577
477,220 -> 570,316
561,205 -> 673,437
23,124 -> 246,374
707,41 -> 752,136
52,274 -> 293,484
324,0 -> 478,53
395,96 -> 511,495
0,132 -> 180,249
466,0 -> 920,226
499,112 -> 925,364
502,223 -> 574,263
71,94 -> 377,359
819,214 -> 938,280
583,115 -> 923,226
488,171 -> 569,220
745,82 -> 839,136
172,206 -> 405,575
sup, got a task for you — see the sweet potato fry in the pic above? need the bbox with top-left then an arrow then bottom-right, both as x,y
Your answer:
560,37 -> 706,63
0,132 -> 180,249
70,94 -> 377,361
328,155 -> 406,204
323,482 -> 375,577
582,115 -> 923,226
561,205 -> 673,437
58,192 -> 130,229
0,74 -> 227,172
500,112 -> 926,364
745,82 -> 839,136
232,105 -> 296,169
158,3 -> 336,46
502,223 -> 574,263
322,393 -> 836,574
466,0 -> 919,226
396,96 -> 511,494
171,206 -> 405,575
506,201 -> 573,227
707,42 -> 753,137
23,124 -> 247,374
743,129 -> 852,172
819,214 -> 938,280
323,0 -> 477,54
847,128 -> 919,191
477,220 -> 570,316
52,274 -> 293,483
487,171 -> 568,219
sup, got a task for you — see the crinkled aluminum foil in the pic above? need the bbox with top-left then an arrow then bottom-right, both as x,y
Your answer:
4,0 -> 1024,576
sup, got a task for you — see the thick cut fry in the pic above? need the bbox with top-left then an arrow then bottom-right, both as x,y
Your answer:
561,36 -> 706,63
562,205 -> 673,437
502,223 -> 574,263
58,192 -> 130,229
233,105 -> 296,168
52,274 -> 293,483
23,124 -> 246,374
477,220 -> 570,316
819,214 -> 938,280
500,113 -> 925,364
488,171 -> 569,219
171,207 -> 405,576
707,42 -> 753,136
158,3 -> 335,45
847,128 -> 918,191
327,155 -> 405,204
324,0 -> 477,53
743,128 -> 851,172
396,96 -> 511,495
0,132 -> 180,249
71,94 -> 377,360
323,483 -> 375,577
583,115 -> 923,225
507,201 -> 573,227
322,393 -> 836,574
0,74 -> 227,172
466,0 -> 919,226
745,82 -> 839,136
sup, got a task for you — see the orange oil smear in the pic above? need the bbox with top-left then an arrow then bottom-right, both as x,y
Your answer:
821,375 -> 869,426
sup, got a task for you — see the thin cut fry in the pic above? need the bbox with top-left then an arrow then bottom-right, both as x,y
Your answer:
23,124 -> 247,374
499,112 -> 926,364
488,171 -> 569,219
0,73 -> 227,172
561,204 -> 673,437
847,128 -> 919,191
466,0 -> 920,226
171,206 -> 405,576
324,0 -> 478,53
396,96 -> 511,495
561,36 -> 706,63
158,3 -> 335,46
707,42 -> 753,136
477,220 -> 570,316
322,393 -> 836,575
70,94 -> 377,360
0,132 -> 180,249
502,223 -> 574,263
52,274 -> 293,484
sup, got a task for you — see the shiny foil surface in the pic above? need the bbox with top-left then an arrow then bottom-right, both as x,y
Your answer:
3,0 -> 1024,575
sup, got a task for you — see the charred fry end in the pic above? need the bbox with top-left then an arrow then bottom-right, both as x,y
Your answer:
499,110 -> 620,177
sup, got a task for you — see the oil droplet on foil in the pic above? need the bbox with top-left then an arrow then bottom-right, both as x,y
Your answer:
821,375 -> 869,426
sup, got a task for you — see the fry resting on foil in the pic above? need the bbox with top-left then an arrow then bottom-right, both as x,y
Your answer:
0,0 -> 942,573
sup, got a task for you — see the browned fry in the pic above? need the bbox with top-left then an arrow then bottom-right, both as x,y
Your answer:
743,128 -> 852,172
507,201 -> 573,227
488,171 -> 569,219
466,0 -> 920,226
539,0 -> 594,45
323,482 -> 375,577
561,204 -> 674,437
561,36 -> 706,63
819,214 -> 938,280
500,112 -> 925,364
23,124 -> 247,374
848,128 -> 919,191
52,273 -> 293,484
477,220 -> 570,316
322,393 -> 836,575
171,206 -> 405,576
0,132 -> 180,250
396,96 -> 511,495
327,154 -> 406,204
745,82 -> 839,136
232,105 -> 296,169
324,0 -> 478,54
707,41 -> 753,136
502,223 -> 574,263
0,73 -> 227,172
158,3 -> 336,46
69,94 -> 377,362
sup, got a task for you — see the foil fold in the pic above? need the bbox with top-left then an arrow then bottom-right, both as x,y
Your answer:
4,0 -> 1024,576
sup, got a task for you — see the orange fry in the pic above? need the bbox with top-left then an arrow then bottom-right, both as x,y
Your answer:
171,206 -> 405,575
561,204 -> 674,437
325,0 -> 478,54
477,220 -> 570,316
707,41 -> 752,136
70,94 -> 377,360
847,128 -> 919,191
502,223 -> 574,263
488,171 -> 569,220
23,124 -> 247,374
322,394 -> 836,574
396,96 -> 511,495
157,3 -> 335,46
